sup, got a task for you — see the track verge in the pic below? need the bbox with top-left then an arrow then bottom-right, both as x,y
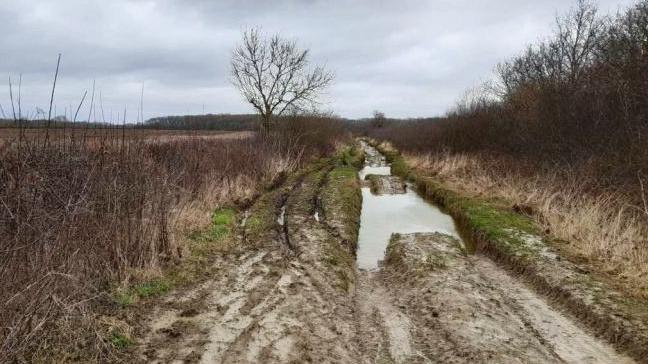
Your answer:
370,139 -> 648,363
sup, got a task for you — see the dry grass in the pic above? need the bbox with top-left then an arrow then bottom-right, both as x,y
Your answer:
0,118 -> 345,363
406,152 -> 648,298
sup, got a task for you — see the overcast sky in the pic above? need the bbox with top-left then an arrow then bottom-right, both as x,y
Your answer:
0,0 -> 634,121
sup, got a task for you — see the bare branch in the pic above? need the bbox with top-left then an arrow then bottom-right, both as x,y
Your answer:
231,27 -> 334,131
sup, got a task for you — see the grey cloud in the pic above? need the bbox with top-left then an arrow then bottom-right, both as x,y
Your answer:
0,0 -> 635,120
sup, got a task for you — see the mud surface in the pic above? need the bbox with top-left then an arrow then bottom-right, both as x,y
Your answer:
373,232 -> 633,363
357,141 -> 460,270
354,141 -> 633,364
134,142 -> 635,363
365,174 -> 406,195
137,163 -> 360,363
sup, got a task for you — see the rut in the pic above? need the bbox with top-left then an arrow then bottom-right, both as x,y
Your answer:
137,164 -> 360,363
353,141 -> 635,364
135,142 -> 635,363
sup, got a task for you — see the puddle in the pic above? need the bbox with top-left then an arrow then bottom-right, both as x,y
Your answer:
359,166 -> 391,180
357,142 -> 461,270
277,205 -> 286,226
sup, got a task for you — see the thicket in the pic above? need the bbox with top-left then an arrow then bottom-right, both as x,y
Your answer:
0,115 -> 346,362
370,0 -> 648,204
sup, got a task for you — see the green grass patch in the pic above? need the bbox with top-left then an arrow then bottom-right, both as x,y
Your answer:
244,191 -> 280,244
114,291 -> 136,308
113,207 -> 238,307
109,331 -> 134,349
212,207 -> 236,226
193,207 -> 236,243
329,166 -> 357,179
113,278 -> 173,307
188,206 -> 238,257
338,145 -> 364,169
417,178 -> 542,259
384,233 -> 405,268
323,165 -> 362,244
133,279 -> 172,298
208,207 -> 236,238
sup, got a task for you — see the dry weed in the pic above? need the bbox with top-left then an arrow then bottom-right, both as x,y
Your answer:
406,152 -> 648,297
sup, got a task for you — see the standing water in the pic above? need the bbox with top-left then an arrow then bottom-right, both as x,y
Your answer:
356,141 -> 461,270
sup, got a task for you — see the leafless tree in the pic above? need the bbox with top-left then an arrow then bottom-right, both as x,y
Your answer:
555,0 -> 605,85
231,28 -> 334,132
371,110 -> 386,128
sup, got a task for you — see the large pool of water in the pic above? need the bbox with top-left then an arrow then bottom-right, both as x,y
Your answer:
356,144 -> 461,270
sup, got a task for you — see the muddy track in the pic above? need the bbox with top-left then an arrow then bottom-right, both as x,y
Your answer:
136,161 -> 361,363
352,142 -> 635,364
364,232 -> 634,363
133,143 -> 635,364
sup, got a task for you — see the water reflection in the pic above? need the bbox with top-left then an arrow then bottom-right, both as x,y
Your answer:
357,186 -> 460,270
359,166 -> 391,180
356,145 -> 461,270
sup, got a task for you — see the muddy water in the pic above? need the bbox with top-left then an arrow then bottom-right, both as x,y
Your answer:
355,141 -> 634,363
357,142 -> 460,270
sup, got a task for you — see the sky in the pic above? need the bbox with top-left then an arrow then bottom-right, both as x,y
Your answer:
0,0 -> 635,121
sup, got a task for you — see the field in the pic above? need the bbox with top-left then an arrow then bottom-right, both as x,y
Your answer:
0,127 -> 253,146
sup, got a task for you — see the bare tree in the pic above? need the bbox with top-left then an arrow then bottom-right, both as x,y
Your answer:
231,28 -> 334,132
371,110 -> 386,128
555,0 -> 605,85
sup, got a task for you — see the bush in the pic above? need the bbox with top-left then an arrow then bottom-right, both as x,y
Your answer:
367,0 -> 648,206
0,115 -> 344,362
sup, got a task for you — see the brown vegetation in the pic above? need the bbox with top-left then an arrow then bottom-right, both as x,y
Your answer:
367,0 -> 648,298
0,116 -> 346,362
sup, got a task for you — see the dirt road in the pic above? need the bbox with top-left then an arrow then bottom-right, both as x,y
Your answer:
137,159 -> 362,363
134,143 -> 634,363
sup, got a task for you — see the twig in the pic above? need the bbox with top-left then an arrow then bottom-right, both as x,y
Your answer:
8,76 -> 17,123
139,82 -> 144,124
44,53 -> 62,147
17,74 -> 22,121
73,90 -> 88,122
83,80 -> 96,145
638,172 -> 648,217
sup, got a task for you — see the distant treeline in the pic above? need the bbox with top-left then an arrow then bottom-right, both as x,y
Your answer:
0,118 -> 123,129
0,113 -> 444,132
368,0 -> 648,196
0,113 -> 261,130
141,113 -> 259,130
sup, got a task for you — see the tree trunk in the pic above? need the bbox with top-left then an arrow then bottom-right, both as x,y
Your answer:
261,113 -> 272,133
